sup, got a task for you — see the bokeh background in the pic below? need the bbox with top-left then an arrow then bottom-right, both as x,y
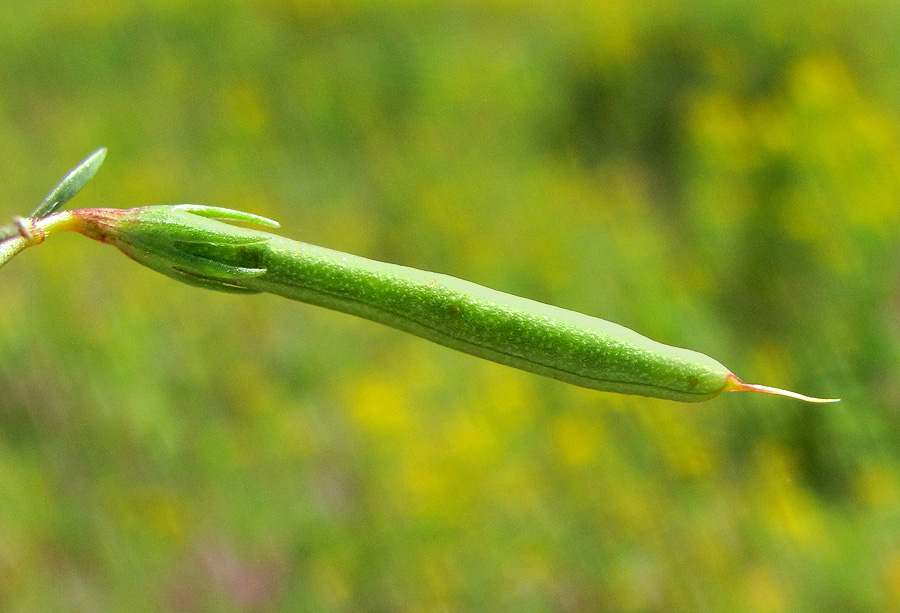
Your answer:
0,1 -> 897,610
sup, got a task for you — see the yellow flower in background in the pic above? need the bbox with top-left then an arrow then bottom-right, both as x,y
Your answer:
551,413 -> 603,467
346,376 -> 414,436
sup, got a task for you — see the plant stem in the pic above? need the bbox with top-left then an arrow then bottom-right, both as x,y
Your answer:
0,212 -> 79,269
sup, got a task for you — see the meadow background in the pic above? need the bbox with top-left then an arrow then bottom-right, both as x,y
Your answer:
0,1 -> 898,611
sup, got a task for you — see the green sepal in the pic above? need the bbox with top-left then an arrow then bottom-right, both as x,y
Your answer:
97,204 -> 279,293
170,242 -> 267,280
169,267 -> 264,294
177,204 -> 280,229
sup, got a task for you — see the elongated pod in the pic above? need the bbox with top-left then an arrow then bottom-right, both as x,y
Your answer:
19,205 -> 838,403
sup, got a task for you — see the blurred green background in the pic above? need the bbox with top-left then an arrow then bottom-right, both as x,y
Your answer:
0,1 -> 898,610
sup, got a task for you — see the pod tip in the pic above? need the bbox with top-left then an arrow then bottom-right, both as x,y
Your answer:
725,374 -> 840,403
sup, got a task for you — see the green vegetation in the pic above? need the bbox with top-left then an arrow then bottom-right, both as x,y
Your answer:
2,172 -> 837,403
0,1 -> 896,610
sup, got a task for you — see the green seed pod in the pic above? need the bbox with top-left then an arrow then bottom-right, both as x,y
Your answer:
62,205 -> 837,404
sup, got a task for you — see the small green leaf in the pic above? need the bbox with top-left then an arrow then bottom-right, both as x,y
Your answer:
30,147 -> 107,219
